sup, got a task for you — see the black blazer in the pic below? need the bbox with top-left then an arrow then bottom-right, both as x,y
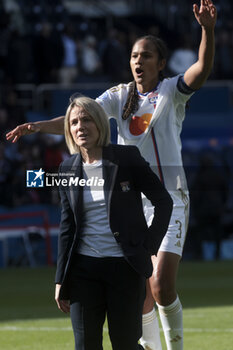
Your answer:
55,144 -> 173,299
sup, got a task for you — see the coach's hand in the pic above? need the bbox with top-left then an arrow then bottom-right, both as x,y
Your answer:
6,122 -> 40,143
55,284 -> 70,313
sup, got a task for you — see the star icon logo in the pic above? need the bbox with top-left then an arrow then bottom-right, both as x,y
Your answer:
26,168 -> 45,187
33,168 -> 45,181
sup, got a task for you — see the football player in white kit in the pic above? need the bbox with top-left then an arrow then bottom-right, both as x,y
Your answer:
6,1 -> 217,349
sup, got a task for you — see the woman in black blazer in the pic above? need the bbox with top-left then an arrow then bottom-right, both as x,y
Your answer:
55,95 -> 173,350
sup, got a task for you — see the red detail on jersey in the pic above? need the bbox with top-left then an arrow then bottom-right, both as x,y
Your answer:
129,114 -> 152,135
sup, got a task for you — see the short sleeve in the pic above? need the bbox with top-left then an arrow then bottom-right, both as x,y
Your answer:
177,75 -> 196,95
96,87 -> 119,120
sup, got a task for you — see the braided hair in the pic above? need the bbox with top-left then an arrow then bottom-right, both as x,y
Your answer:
122,35 -> 167,120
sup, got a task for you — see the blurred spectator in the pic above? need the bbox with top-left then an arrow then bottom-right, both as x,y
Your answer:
59,23 -> 79,84
168,33 -> 197,75
41,134 -> 65,172
33,22 -> 63,84
10,161 -> 32,207
0,88 -> 26,132
6,30 -> 34,84
215,28 -> 233,79
99,28 -> 130,82
2,0 -> 24,34
0,10 -> 11,83
0,143 -> 14,207
191,153 -> 229,260
0,108 -> 8,137
81,35 -> 102,76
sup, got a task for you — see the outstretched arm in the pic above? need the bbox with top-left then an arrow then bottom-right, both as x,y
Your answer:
184,0 -> 217,90
6,116 -> 65,143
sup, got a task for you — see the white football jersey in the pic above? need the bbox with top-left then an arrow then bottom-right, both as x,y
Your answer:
96,75 -> 193,192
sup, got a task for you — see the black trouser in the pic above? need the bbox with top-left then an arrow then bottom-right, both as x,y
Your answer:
69,254 -> 146,350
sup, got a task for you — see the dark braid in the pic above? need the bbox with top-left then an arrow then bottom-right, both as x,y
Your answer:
122,35 -> 167,120
122,81 -> 139,120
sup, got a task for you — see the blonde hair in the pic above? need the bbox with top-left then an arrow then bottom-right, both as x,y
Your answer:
64,96 -> 110,154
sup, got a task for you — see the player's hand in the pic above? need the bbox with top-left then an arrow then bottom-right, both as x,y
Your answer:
6,123 -> 40,143
193,0 -> 217,29
55,284 -> 70,313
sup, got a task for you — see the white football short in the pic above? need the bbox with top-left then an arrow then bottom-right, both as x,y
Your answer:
143,190 -> 190,256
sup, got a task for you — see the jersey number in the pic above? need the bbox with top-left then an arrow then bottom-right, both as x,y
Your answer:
175,220 -> 182,238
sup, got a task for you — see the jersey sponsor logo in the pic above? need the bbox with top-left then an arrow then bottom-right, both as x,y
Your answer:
175,240 -> 181,248
148,91 -> 159,104
129,113 -> 152,136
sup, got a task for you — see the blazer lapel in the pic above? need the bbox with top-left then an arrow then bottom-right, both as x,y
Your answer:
102,146 -> 118,219
70,153 -> 83,215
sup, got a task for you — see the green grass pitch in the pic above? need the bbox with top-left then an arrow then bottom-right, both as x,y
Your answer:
0,261 -> 232,350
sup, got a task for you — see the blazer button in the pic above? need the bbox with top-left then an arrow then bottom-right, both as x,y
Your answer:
114,231 -> 120,237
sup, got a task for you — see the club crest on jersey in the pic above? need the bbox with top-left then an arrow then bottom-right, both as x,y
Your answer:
148,91 -> 159,104
120,181 -> 130,192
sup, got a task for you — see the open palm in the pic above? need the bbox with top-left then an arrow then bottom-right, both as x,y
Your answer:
193,0 -> 217,28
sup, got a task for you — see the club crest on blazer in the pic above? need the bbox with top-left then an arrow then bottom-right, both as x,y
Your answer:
120,181 -> 130,192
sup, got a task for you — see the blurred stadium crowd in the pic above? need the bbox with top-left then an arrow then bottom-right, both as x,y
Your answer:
1,0 -> 233,86
0,0 -> 233,261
